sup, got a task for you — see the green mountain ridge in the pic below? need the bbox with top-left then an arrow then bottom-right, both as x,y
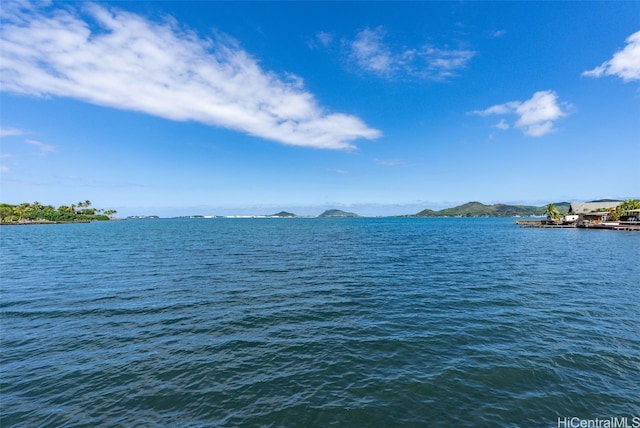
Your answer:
414,201 -> 571,218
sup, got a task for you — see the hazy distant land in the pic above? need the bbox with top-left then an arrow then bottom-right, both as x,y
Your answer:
274,202 -> 570,219
6,200 -> 638,222
412,201 -> 570,218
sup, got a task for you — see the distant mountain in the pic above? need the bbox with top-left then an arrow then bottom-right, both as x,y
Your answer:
270,211 -> 297,217
318,209 -> 359,218
414,201 -> 569,218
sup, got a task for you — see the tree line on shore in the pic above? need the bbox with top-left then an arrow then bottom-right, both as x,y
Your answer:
0,200 -> 117,223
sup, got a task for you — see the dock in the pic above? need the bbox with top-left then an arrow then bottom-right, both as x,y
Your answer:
516,220 -> 640,231
582,222 -> 640,231
515,220 -> 576,228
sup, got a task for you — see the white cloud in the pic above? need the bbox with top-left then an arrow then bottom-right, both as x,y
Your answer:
374,158 -> 407,167
350,27 -> 395,76
331,168 -> 348,175
315,31 -> 334,48
25,139 -> 55,155
494,119 -> 509,130
0,153 -> 14,173
347,27 -> 475,80
491,30 -> 506,38
583,30 -> 640,82
0,127 -> 25,137
470,90 -> 570,137
0,3 -> 380,150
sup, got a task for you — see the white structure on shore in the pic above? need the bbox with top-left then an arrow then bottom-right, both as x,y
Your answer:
567,201 -> 622,214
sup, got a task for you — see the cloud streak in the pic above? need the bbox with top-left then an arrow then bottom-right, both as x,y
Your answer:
374,158 -> 408,167
0,2 -> 380,150
25,139 -> 56,156
583,30 -> 640,82
470,90 -> 571,137
346,26 -> 475,80
0,127 -> 25,138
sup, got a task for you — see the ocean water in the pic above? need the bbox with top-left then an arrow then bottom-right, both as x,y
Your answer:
1,218 -> 639,427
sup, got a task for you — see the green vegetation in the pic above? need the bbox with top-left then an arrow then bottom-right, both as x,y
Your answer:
270,211 -> 297,217
0,201 -> 117,224
319,209 -> 359,218
544,203 -> 562,221
414,202 -> 570,218
608,199 -> 640,221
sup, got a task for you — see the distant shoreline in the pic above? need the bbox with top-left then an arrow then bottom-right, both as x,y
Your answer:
0,220 -> 92,226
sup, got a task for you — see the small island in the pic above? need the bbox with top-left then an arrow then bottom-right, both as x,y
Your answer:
0,200 -> 117,224
318,209 -> 359,218
270,211 -> 297,218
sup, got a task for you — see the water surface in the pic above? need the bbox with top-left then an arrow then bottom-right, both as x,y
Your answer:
1,218 -> 639,427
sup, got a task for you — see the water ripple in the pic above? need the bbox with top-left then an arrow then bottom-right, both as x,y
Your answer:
1,218 -> 639,427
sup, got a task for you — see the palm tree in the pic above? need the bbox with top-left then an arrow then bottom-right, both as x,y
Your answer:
610,199 -> 640,221
544,203 -> 561,222
77,200 -> 94,215
0,204 -> 13,223
13,203 -> 31,222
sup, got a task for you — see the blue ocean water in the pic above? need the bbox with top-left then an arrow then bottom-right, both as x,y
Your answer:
1,218 -> 639,427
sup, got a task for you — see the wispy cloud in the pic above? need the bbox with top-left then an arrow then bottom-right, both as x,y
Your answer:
330,168 -> 348,175
374,158 -> 408,167
349,27 -> 395,76
491,30 -> 507,38
470,90 -> 571,137
315,31 -> 335,48
0,127 -> 25,138
25,139 -> 55,156
345,26 -> 475,80
583,30 -> 640,82
0,149 -> 12,172
0,2 -> 380,150
494,119 -> 509,130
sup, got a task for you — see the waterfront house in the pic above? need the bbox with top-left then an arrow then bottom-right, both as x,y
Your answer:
567,201 -> 622,214
518,201 -> 639,230
568,201 -> 622,227
578,211 -> 611,226
624,209 -> 640,222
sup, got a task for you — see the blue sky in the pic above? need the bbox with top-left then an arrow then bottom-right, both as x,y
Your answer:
1,1 -> 639,216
